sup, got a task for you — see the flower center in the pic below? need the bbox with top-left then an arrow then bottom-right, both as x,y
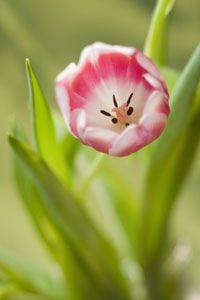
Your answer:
100,93 -> 134,127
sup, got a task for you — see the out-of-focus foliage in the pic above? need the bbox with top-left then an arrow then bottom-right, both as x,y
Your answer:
0,0 -> 200,299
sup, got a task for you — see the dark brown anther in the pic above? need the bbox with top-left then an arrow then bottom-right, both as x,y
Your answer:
127,92 -> 134,106
113,95 -> 118,107
100,110 -> 111,117
127,106 -> 134,116
112,118 -> 118,124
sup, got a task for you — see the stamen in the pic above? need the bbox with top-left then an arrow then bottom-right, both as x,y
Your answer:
100,110 -> 111,117
112,118 -> 118,124
127,106 -> 134,116
113,95 -> 118,107
100,93 -> 134,126
127,93 -> 134,106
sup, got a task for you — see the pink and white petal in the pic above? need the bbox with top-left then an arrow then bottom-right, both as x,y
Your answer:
70,61 -> 100,99
140,112 -> 167,138
143,91 -> 170,116
79,42 -> 116,66
69,109 -> 87,140
55,63 -> 77,86
127,80 -> 153,124
79,42 -> 135,66
84,127 -> 118,153
55,84 -> 70,127
96,52 -> 130,80
136,52 -> 163,81
143,73 -> 169,97
77,43 -> 135,94
112,44 -> 136,56
109,124 -> 149,157
67,88 -> 89,110
127,52 -> 146,83
110,112 -> 167,156
142,73 -> 162,90
126,54 -> 155,95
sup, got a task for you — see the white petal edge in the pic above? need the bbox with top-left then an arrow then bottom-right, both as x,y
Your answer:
142,90 -> 167,115
140,112 -> 167,136
79,42 -> 136,66
136,52 -> 163,81
109,124 -> 142,156
55,85 -> 70,127
142,73 -> 162,90
84,126 -> 119,153
70,109 -> 87,140
55,62 -> 77,84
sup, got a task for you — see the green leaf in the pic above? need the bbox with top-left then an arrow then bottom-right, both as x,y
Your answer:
0,250 -> 66,300
9,135 -> 133,300
25,59 -> 71,186
51,110 -> 80,167
141,44 -> 200,267
144,0 -> 176,64
10,125 -> 69,271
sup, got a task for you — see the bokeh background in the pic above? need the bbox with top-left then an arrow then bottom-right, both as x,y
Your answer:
0,0 -> 200,291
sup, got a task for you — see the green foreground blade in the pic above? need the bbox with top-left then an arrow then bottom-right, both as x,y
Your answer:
9,135 -> 133,300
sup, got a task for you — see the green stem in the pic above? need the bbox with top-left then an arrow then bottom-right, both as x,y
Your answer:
78,153 -> 106,200
144,0 -> 175,64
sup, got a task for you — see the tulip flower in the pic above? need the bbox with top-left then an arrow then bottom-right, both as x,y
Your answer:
55,42 -> 169,156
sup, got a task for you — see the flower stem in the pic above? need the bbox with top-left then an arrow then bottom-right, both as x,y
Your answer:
144,0 -> 176,64
78,153 -> 106,200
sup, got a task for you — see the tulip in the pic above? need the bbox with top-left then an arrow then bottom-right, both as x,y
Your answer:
55,42 -> 169,156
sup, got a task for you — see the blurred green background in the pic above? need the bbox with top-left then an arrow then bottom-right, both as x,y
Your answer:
0,0 -> 199,291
